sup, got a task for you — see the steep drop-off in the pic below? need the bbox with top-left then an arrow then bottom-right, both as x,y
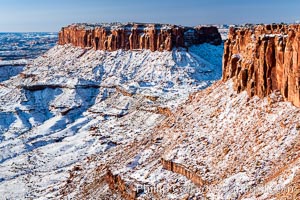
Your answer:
223,24 -> 300,107
58,23 -> 222,51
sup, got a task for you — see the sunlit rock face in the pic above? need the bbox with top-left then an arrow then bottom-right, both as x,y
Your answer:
223,24 -> 300,107
58,23 -> 222,51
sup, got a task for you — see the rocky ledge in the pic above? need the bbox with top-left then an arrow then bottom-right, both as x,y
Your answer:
223,24 -> 300,107
58,22 -> 222,51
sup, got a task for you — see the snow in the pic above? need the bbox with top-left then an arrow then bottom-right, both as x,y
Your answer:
156,80 -> 300,199
2,33 -> 297,199
67,22 -> 185,31
67,79 -> 299,199
0,59 -> 30,66
0,43 -> 223,199
262,33 -> 288,38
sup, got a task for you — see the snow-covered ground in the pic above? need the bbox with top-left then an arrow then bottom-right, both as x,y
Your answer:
161,81 -> 300,199
0,32 -> 57,61
66,80 -> 300,200
218,28 -> 229,40
1,35 -> 298,200
0,43 -> 223,199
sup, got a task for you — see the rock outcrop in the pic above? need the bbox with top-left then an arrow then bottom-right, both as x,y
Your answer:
58,23 -> 222,51
105,170 -> 137,200
161,159 -> 205,187
223,24 -> 300,107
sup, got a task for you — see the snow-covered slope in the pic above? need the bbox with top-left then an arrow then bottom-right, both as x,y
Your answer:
1,37 -> 299,200
0,43 -> 223,199
64,80 -> 300,200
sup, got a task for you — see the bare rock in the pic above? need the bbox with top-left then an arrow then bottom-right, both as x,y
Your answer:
223,24 -> 300,107
58,23 -> 222,52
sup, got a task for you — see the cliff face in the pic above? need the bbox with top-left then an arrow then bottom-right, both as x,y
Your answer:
223,24 -> 300,107
161,159 -> 204,187
58,23 -> 222,51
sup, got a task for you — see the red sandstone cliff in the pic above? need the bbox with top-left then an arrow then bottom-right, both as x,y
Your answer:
58,23 -> 221,51
223,24 -> 300,107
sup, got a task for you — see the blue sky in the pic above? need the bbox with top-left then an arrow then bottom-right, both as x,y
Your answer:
0,0 -> 299,32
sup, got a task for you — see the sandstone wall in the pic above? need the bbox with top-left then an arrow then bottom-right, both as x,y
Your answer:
161,158 -> 204,187
223,24 -> 300,107
58,23 -> 221,51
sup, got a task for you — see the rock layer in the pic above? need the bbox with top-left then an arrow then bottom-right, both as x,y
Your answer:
223,24 -> 300,107
161,159 -> 205,187
58,23 -> 222,51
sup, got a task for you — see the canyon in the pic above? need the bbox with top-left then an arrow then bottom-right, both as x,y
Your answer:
58,23 -> 222,51
57,24 -> 300,199
0,26 -> 223,199
0,22 -> 299,200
